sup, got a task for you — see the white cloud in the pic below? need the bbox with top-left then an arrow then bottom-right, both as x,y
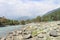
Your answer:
0,0 -> 60,18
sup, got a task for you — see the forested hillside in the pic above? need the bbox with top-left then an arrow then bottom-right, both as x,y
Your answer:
42,8 -> 60,21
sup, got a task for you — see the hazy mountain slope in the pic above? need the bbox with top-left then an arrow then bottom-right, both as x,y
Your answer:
42,8 -> 60,21
16,16 -> 34,20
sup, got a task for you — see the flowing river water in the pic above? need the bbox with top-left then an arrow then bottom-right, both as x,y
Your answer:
0,25 -> 24,37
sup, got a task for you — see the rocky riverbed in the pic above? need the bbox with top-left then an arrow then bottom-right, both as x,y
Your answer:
0,21 -> 60,40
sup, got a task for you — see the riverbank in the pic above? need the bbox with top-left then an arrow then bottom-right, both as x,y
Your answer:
0,21 -> 60,40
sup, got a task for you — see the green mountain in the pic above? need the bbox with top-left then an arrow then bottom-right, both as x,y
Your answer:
42,8 -> 60,21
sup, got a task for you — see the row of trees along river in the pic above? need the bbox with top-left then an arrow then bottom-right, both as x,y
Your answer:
0,16 -> 43,26
0,15 -> 60,27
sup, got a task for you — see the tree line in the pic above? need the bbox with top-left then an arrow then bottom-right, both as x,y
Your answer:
0,13 -> 60,26
0,17 -> 19,26
0,16 -> 42,26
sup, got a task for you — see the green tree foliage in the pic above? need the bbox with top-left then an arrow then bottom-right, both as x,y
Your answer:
31,19 -> 36,22
0,8 -> 60,26
0,17 -> 19,26
30,16 -> 41,23
42,8 -> 60,21
20,20 -> 25,25
35,16 -> 41,22
7,20 -> 19,25
25,19 -> 31,24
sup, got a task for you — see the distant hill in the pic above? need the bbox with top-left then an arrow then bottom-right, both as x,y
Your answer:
42,8 -> 60,21
16,16 -> 33,20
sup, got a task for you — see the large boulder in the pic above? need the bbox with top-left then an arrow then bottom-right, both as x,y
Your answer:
49,30 -> 58,37
37,34 -> 47,40
23,34 -> 32,39
37,34 -> 44,38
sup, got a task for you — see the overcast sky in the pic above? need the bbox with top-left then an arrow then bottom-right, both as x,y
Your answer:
0,0 -> 60,18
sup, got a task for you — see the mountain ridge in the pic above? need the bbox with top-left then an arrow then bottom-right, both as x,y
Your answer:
42,8 -> 60,21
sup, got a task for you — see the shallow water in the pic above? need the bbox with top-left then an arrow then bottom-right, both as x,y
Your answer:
0,25 -> 23,37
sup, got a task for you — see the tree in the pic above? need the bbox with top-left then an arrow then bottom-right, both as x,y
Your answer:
20,20 -> 25,25
35,16 -> 41,22
25,19 -> 31,24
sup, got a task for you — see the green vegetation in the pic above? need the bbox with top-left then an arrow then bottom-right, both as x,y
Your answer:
42,8 -> 60,21
32,30 -> 38,37
25,19 -> 31,24
0,17 -> 20,27
25,16 -> 41,23
20,20 -> 25,25
0,8 -> 60,26
26,8 -> 60,23
31,29 -> 44,37
20,8 -> 60,24
36,16 -> 41,22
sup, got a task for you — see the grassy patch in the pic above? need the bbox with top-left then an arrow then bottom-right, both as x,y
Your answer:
32,30 -> 38,37
32,29 -> 44,36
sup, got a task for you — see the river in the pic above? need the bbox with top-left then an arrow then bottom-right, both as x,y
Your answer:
0,25 -> 24,37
